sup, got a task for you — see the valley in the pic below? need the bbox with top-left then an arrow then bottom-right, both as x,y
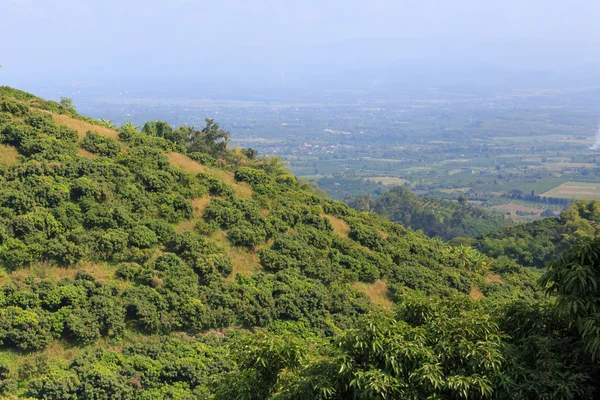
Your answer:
67,85 -> 600,221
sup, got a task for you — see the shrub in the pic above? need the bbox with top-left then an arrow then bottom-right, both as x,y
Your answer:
234,167 -> 270,186
227,222 -> 266,249
128,225 -> 159,249
188,152 -> 217,167
27,371 -> 80,400
116,263 -> 142,281
81,131 -> 121,157
0,307 -> 53,350
0,99 -> 28,116
204,199 -> 243,228
96,229 -> 128,258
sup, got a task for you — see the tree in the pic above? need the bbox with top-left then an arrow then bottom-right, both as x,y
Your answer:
142,120 -> 174,139
541,236 -> 600,359
98,118 -> 116,129
60,97 -> 75,112
187,118 -> 229,158
121,121 -> 140,130
215,296 -> 505,399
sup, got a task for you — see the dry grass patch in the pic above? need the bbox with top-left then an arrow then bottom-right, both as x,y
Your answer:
256,239 -> 274,251
51,113 -> 119,140
10,340 -> 82,368
167,152 -> 208,174
167,152 -> 253,199
175,219 -> 197,234
470,286 -> 484,300
0,144 -> 20,166
377,229 -> 389,239
192,196 -> 211,216
353,280 -> 393,309
227,247 -> 260,279
204,230 -> 261,279
206,229 -> 228,244
41,340 -> 81,361
484,273 -> 502,284
78,147 -> 99,159
322,214 -> 350,238
6,262 -> 119,285
231,181 -> 254,199
210,168 -> 253,199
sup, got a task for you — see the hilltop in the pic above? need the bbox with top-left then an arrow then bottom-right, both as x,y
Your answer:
0,87 -> 598,399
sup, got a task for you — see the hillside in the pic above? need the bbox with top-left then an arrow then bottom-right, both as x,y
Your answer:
473,199 -> 600,268
0,87 -> 598,399
348,186 -> 509,240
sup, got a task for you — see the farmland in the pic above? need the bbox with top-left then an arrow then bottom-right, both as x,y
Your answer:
542,182 -> 600,201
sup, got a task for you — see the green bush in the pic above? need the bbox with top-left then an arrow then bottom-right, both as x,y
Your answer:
188,152 -> 217,167
0,99 -> 29,116
27,371 -> 80,400
128,225 -> 158,249
81,131 -> 121,157
234,167 -> 271,186
227,222 -> 266,248
0,307 -> 53,350
116,263 -> 142,281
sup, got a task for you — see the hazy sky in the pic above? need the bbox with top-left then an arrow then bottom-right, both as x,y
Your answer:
2,0 -> 600,86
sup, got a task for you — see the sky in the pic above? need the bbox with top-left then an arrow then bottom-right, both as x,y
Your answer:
2,0 -> 600,90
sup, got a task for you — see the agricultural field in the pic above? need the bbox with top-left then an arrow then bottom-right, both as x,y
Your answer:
542,182 -> 600,201
364,176 -> 409,186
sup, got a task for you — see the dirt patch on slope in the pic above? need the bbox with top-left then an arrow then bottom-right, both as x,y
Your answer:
484,274 -> 502,284
353,280 -> 393,309
470,286 -> 484,300
322,214 -> 350,238
51,113 -> 119,140
167,152 -> 253,199
0,144 -> 20,166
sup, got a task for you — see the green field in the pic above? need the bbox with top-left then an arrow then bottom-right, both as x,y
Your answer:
365,176 -> 409,186
542,182 -> 600,200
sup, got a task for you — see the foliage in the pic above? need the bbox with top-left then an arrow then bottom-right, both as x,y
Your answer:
349,186 -> 509,241
187,118 -> 230,158
0,87 -> 596,398
541,236 -> 600,360
475,199 -> 600,267
81,131 -> 121,157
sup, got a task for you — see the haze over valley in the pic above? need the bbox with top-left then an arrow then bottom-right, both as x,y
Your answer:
2,1 -> 600,398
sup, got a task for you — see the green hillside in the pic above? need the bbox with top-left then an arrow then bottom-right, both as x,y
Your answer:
348,186 -> 509,240
473,199 -> 600,268
0,87 -> 598,399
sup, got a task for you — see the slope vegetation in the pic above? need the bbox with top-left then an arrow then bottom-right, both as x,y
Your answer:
0,87 -> 597,399
474,199 -> 600,267
349,186 -> 509,240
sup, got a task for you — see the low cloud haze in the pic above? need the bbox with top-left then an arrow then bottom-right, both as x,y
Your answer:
2,0 -> 600,96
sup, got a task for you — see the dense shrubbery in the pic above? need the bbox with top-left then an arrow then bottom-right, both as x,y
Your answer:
474,199 -> 600,267
349,186 -> 509,240
81,131 -> 121,157
0,87 -> 598,399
